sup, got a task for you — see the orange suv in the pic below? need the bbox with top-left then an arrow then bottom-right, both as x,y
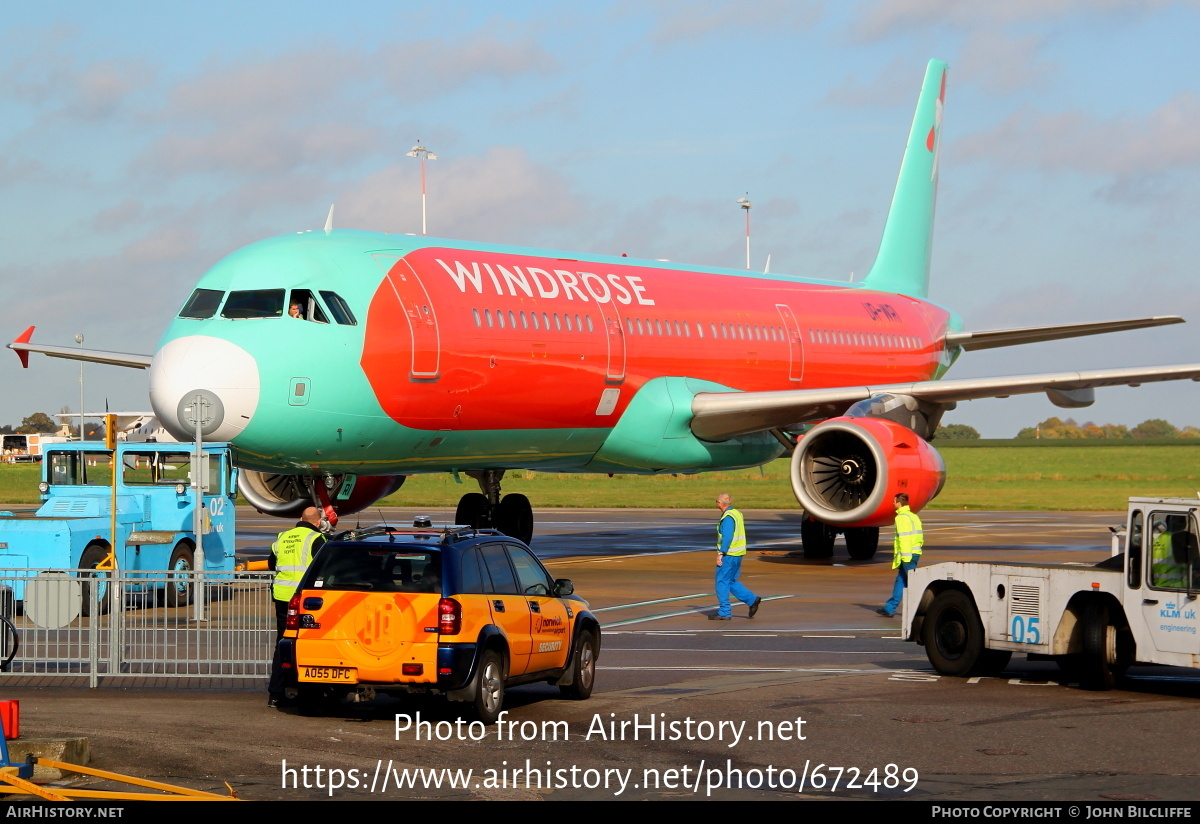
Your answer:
277,524 -> 600,722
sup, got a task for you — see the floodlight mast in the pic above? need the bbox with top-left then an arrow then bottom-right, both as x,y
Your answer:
736,195 -> 752,270
406,142 -> 438,236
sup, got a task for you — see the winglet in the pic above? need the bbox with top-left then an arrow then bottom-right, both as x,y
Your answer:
324,204 -> 335,235
10,326 -> 34,368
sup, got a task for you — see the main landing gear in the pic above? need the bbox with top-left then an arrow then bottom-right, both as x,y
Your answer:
455,469 -> 535,545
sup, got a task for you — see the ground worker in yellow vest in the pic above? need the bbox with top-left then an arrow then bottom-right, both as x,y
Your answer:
711,493 -> 762,621
1150,520 -> 1187,589
877,493 -> 923,617
268,506 -> 328,708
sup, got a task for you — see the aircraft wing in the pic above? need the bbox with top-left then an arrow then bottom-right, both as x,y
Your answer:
689,364 -> 1200,441
944,316 -> 1183,352
7,327 -> 151,369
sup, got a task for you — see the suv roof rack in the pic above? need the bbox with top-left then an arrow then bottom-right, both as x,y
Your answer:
331,523 -> 505,543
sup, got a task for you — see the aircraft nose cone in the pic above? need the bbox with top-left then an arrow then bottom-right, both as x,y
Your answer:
149,336 -> 260,442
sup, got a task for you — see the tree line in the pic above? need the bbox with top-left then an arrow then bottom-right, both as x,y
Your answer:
0,412 -> 102,437
937,417 -> 1200,441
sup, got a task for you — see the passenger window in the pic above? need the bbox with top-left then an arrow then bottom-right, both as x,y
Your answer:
473,309 -> 481,328
460,547 -> 488,594
1127,510 -> 1143,589
480,544 -> 520,594
531,312 -> 540,331
178,289 -> 223,319
497,310 -> 505,329
507,544 -> 554,597
222,289 -> 285,319
288,290 -> 329,323
485,310 -> 494,328
564,314 -> 573,332
586,315 -> 594,333
509,310 -> 517,329
319,291 -> 358,325
520,311 -> 529,330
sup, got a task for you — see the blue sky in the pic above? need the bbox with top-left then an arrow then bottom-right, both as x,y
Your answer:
2,0 -> 1200,437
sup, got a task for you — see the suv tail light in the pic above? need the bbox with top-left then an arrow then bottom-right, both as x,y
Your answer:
438,597 -> 461,636
284,593 -> 302,630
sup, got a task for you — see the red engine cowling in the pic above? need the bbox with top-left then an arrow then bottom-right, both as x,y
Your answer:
790,417 -> 944,527
238,470 -> 405,518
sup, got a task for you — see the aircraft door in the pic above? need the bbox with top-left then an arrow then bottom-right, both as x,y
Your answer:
775,304 -> 805,382
371,254 -> 441,381
593,299 -> 626,383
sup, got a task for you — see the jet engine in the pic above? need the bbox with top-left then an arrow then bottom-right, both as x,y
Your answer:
239,470 -> 405,518
790,416 -> 945,528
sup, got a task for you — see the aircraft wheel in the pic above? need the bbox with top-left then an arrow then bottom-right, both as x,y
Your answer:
455,493 -> 489,529
844,526 -> 880,560
800,517 -> 836,559
497,493 -> 534,545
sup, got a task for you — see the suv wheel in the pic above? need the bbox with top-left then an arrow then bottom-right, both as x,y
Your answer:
559,630 -> 596,700
472,649 -> 505,724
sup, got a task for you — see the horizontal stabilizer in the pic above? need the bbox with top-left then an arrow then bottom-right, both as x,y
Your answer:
944,316 -> 1183,352
690,363 -> 1200,441
8,327 -> 151,369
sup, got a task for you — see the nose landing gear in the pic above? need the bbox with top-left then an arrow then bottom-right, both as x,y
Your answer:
455,470 -> 535,545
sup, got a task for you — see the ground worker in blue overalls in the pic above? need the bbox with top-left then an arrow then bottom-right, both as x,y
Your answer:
711,493 -> 762,621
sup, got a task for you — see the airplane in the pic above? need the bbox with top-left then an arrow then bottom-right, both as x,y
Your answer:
51,412 -> 177,443
10,59 -> 1200,559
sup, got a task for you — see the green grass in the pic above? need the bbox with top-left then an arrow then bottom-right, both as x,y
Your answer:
3,444 -> 1197,511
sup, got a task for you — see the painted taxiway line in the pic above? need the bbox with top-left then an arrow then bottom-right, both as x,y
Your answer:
606,648 -> 902,655
597,666 -> 935,674
605,626 -> 901,634
602,595 -> 795,627
593,594 -> 709,612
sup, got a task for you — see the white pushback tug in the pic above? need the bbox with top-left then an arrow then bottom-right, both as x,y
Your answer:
903,497 -> 1199,688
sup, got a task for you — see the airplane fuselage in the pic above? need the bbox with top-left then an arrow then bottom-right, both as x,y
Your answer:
148,230 -> 960,477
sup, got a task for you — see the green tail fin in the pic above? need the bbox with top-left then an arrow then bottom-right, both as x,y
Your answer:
861,59 -> 947,300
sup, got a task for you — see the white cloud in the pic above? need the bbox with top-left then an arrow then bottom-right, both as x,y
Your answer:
632,0 -> 821,45
955,30 -> 1055,95
957,93 -> 1200,176
853,0 -> 1181,40
336,146 -> 580,245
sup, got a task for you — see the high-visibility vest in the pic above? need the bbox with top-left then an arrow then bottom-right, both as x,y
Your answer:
717,508 -> 747,556
892,506 -> 924,569
271,526 -> 324,601
1150,532 -> 1186,588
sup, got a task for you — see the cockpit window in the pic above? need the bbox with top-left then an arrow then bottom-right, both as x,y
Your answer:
178,289 -> 224,319
288,290 -> 329,323
221,289 -> 285,319
320,291 -> 358,326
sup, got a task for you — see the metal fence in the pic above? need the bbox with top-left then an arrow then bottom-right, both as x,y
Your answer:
0,568 -> 275,687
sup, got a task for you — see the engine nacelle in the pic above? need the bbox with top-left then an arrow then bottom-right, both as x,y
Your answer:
239,470 -> 405,517
790,417 -> 944,527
